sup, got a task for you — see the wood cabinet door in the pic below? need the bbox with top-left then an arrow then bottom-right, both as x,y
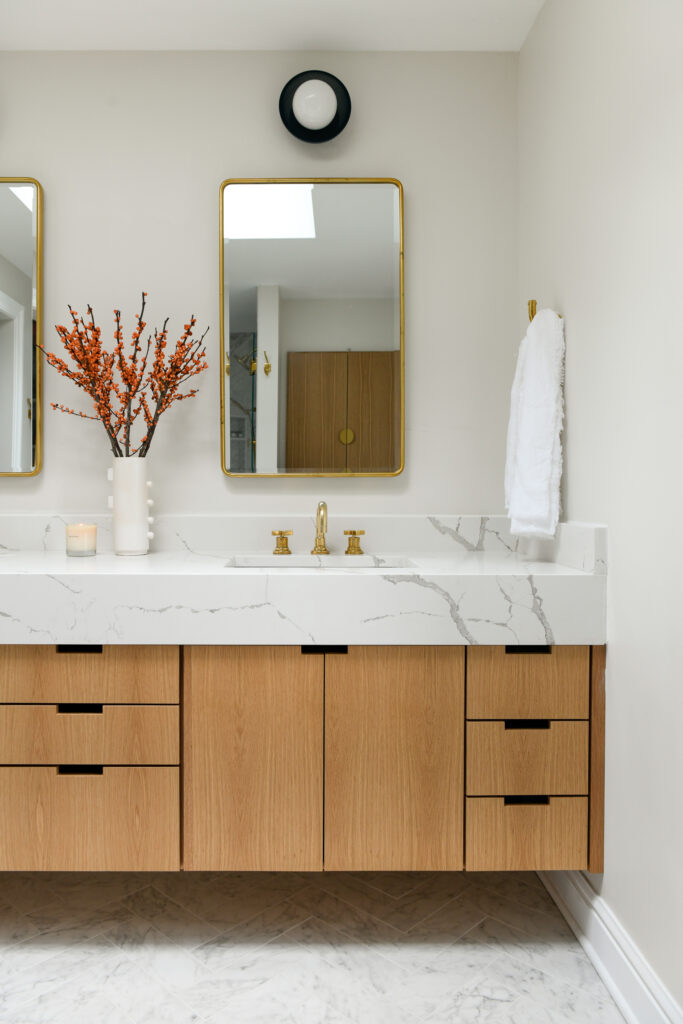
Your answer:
183,647 -> 324,871
286,352 -> 347,471
346,351 -> 400,473
325,646 -> 464,871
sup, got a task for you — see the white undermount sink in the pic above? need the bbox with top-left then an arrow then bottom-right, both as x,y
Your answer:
228,554 -> 416,569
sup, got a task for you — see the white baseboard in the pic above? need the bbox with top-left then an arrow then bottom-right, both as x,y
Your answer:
539,871 -> 682,1024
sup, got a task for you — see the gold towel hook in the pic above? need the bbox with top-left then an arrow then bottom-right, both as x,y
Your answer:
528,298 -> 562,322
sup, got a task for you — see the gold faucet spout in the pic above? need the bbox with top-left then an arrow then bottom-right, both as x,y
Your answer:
312,500 -> 329,555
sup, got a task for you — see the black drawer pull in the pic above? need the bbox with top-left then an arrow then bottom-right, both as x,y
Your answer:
301,645 -> 348,655
504,645 -> 551,655
504,795 -> 550,806
56,644 -> 103,655
57,704 -> 103,714
57,765 -> 104,775
504,719 -> 550,730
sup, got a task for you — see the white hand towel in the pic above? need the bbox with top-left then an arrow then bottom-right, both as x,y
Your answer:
505,308 -> 565,538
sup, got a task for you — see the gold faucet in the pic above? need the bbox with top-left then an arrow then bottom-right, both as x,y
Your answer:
311,500 -> 329,555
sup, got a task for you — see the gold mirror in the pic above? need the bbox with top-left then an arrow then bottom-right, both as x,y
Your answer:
0,178 -> 42,476
220,178 -> 404,476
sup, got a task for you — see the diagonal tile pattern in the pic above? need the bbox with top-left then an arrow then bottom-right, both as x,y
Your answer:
0,870 -> 624,1023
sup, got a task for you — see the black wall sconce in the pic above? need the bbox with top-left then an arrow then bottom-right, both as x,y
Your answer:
279,71 -> 351,143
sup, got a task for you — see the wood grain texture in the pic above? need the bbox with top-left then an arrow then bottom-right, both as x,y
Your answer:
286,351 -> 347,471
325,646 -> 465,871
588,645 -> 606,873
346,351 -> 399,473
467,646 -> 590,720
466,720 -> 589,796
465,796 -> 588,871
0,705 -> 179,765
0,646 -> 179,704
0,767 -> 179,870
183,646 -> 323,871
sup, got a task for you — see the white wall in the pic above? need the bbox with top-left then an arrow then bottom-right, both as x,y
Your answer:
519,0 -> 683,1006
280,298 -> 396,354
0,50 -> 517,514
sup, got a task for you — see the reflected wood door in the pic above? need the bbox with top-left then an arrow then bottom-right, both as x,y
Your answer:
286,352 -> 347,471
346,351 -> 399,472
183,647 -> 324,871
325,646 -> 465,870
285,350 -> 399,472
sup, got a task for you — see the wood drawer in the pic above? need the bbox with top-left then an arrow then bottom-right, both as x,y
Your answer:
467,646 -> 589,719
466,720 -> 588,795
0,766 -> 180,870
0,704 -> 179,765
466,796 -> 588,870
0,646 -> 179,703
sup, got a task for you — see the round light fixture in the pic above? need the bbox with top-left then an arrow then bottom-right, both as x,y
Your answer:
279,71 -> 351,143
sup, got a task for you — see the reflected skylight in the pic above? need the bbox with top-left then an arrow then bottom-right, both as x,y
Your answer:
224,183 -> 315,239
9,186 -> 34,212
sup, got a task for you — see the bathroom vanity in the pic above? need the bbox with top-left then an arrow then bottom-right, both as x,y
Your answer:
0,514 -> 606,877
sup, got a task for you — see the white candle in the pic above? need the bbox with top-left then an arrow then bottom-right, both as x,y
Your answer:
66,523 -> 97,557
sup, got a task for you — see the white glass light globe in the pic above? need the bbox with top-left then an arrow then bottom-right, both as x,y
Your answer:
292,79 -> 338,130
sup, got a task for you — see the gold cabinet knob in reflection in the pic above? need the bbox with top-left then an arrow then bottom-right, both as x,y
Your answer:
338,428 -> 355,446
272,530 -> 293,555
344,529 -> 365,555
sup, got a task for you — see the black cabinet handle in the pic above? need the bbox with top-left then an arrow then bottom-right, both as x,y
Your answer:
504,645 -> 551,655
504,795 -> 550,806
57,704 -> 103,714
301,646 -> 348,655
57,765 -> 104,775
504,719 -> 550,730
56,645 -> 103,655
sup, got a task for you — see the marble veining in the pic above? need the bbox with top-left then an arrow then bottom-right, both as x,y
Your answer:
0,515 -> 606,645
0,871 -> 623,1024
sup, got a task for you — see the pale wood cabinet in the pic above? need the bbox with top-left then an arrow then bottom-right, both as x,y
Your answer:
0,642 -> 604,874
0,644 -> 179,703
325,646 -> 464,871
183,645 -> 465,873
0,644 -> 180,871
183,646 -> 324,871
464,645 -> 604,873
0,766 -> 179,871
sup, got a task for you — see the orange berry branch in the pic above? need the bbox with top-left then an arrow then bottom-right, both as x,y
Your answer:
41,292 -> 209,457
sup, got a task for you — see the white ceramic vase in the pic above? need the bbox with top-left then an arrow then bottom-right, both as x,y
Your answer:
107,456 -> 154,555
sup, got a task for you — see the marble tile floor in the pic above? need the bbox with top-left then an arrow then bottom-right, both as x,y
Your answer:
0,870 -> 624,1023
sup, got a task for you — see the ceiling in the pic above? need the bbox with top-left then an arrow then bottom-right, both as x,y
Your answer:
0,0 -> 546,52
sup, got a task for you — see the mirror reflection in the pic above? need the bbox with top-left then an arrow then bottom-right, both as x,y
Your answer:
0,178 -> 41,476
220,179 -> 403,476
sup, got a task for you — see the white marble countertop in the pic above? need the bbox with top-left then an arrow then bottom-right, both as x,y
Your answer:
0,515 -> 607,646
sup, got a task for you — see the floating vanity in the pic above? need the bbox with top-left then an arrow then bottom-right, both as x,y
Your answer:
0,514 -> 606,876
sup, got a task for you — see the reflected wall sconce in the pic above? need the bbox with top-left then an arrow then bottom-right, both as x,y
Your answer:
279,71 -> 351,143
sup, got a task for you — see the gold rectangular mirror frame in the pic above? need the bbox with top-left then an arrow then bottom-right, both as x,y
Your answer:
219,178 -> 404,478
0,177 -> 43,477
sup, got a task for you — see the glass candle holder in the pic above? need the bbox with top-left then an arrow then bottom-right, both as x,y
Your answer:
66,523 -> 97,557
